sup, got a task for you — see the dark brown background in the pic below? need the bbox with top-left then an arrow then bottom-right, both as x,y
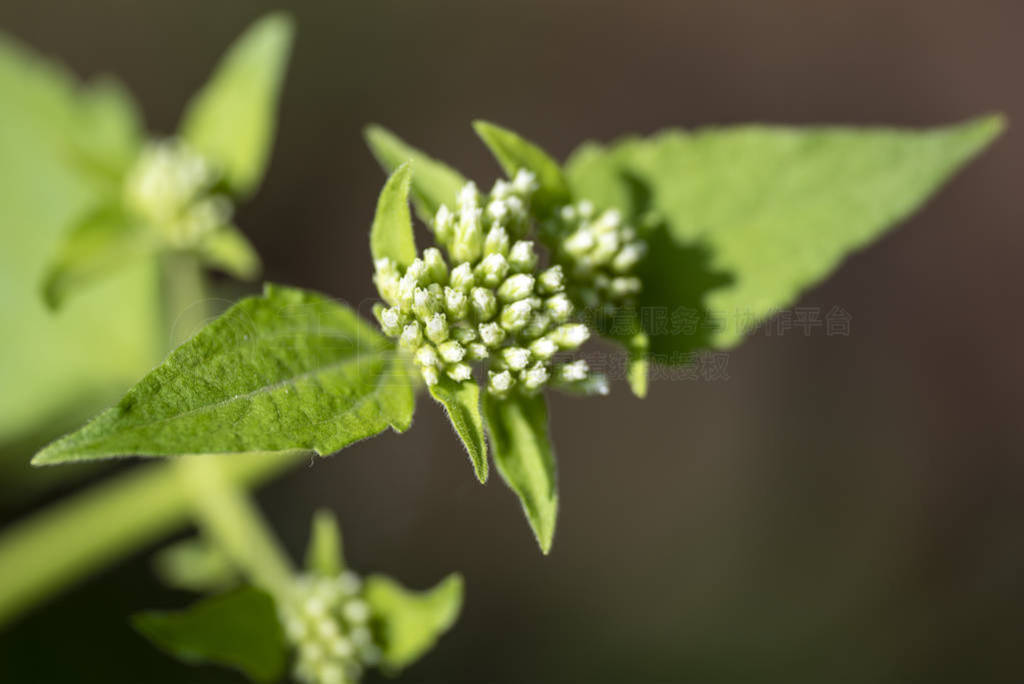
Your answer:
1,1 -> 1022,682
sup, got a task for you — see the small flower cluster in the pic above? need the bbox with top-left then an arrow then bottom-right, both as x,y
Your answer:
123,140 -> 232,248
374,173 -> 596,396
280,572 -> 379,684
542,200 -> 647,314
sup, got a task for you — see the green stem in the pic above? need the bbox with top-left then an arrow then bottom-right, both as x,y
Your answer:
160,252 -> 294,597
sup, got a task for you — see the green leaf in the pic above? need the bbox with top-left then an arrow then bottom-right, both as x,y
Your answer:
152,537 -> 238,593
566,115 -> 1005,357
364,124 -> 467,223
41,205 -> 153,309
133,586 -> 286,683
305,509 -> 344,577
428,377 -> 488,483
33,284 -> 415,464
179,12 -> 293,196
370,162 -> 417,268
482,392 -> 558,554
197,225 -> 262,281
472,120 -> 571,214
71,76 -> 144,185
0,31 -> 163,450
364,573 -> 463,672
626,330 -> 649,398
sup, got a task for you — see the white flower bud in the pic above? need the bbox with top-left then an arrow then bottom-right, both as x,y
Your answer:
559,204 -> 577,222
444,287 -> 469,319
475,253 -> 509,287
449,262 -> 475,291
484,225 -> 510,256
421,365 -> 439,386
457,181 -> 479,209
551,323 -> 589,348
467,342 -> 489,360
564,227 -> 595,257
396,272 -> 418,308
471,287 -> 498,320
447,362 -> 472,382
488,370 -> 513,394
416,344 -> 440,368
425,313 -> 449,343
544,293 -> 573,322
521,363 -> 549,391
412,287 -> 439,319
423,247 -> 448,282
438,340 -> 466,363
610,276 -> 642,298
523,311 -> 551,339
434,204 -> 454,243
497,273 -> 535,302
377,306 -> 402,336
400,322 -> 423,348
452,208 -> 483,263
502,347 -> 531,370
512,169 -> 538,194
508,240 -> 537,273
529,337 -> 558,359
559,359 -> 589,381
478,322 -> 505,347
577,199 -> 595,218
342,599 -> 370,624
504,195 -> 525,220
491,179 -> 512,199
487,199 -> 509,225
537,265 -> 565,294
451,325 -> 477,343
405,258 -> 428,284
499,299 -> 533,332
612,242 -> 647,273
592,231 -> 620,264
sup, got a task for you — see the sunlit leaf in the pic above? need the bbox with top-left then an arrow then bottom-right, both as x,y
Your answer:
364,124 -> 467,223
472,120 -> 570,214
33,284 -> 415,464
369,162 -> 416,268
566,115 -> 1005,357
197,225 -> 262,281
429,377 -> 488,483
133,586 -> 286,683
179,13 -> 294,196
364,573 -> 463,672
482,392 -> 558,554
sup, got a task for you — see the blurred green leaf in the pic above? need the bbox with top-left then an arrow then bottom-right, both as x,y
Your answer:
41,204 -> 153,309
482,392 -> 558,554
429,377 -> 488,483
179,12 -> 293,196
364,573 -> 463,672
133,586 -> 286,683
197,225 -> 262,281
370,162 -> 417,268
472,120 -> 570,214
0,31 -> 162,451
364,124 -> 467,223
33,284 -> 415,464
152,537 -> 239,593
71,75 -> 144,185
305,509 -> 344,577
566,115 -> 1005,357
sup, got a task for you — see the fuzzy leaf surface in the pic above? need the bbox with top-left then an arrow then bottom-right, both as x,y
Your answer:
428,377 -> 488,483
34,284 -> 415,464
370,162 -> 417,268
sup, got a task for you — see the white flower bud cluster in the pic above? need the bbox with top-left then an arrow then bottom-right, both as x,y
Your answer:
123,140 -> 233,248
543,200 -> 647,313
280,572 -> 379,684
374,174 -> 596,396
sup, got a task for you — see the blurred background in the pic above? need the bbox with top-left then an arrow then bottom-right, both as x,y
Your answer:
1,1 -> 1022,682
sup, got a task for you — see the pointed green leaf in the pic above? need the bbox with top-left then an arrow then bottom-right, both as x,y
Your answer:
370,162 -> 417,268
179,13 -> 293,196
428,377 -> 488,483
305,509 -> 344,577
364,124 -> 466,223
71,76 -> 144,185
41,205 -> 154,309
364,573 -> 463,672
133,586 -> 286,683
482,392 -> 558,553
472,120 -> 571,214
33,284 -> 415,465
566,115 -> 1005,358
197,225 -> 262,281
152,537 -> 238,593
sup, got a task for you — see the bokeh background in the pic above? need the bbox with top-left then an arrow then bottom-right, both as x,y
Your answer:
1,1 -> 1022,682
